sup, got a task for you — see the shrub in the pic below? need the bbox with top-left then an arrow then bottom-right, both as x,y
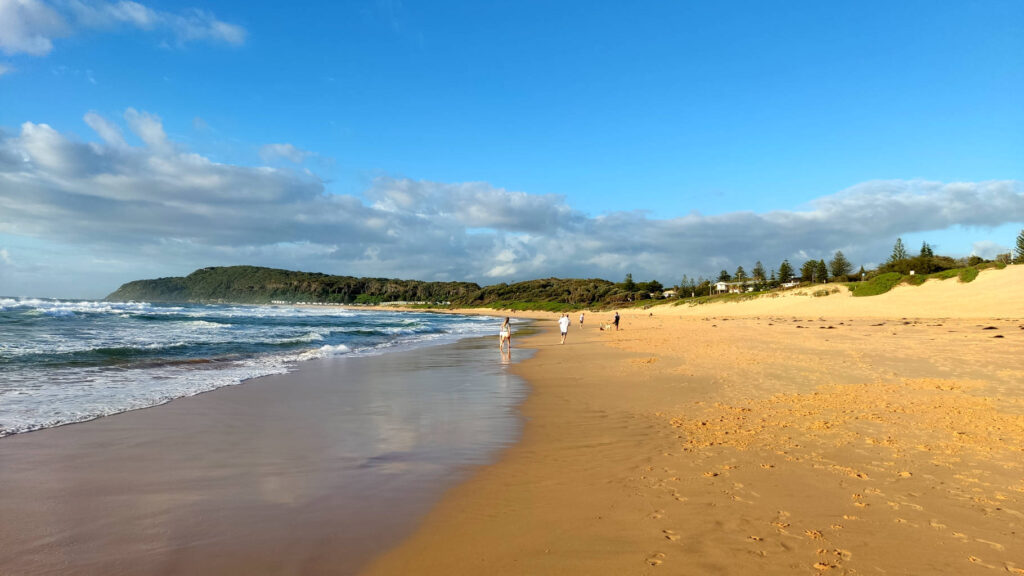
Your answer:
851,272 -> 903,297
959,268 -> 979,283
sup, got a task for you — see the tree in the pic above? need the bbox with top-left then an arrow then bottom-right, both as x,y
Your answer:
718,270 -> 731,282
889,237 -> 908,263
920,241 -> 934,258
1016,229 -> 1024,263
734,266 -> 747,282
829,250 -> 852,280
752,261 -> 766,282
857,265 -> 866,281
622,273 -> 636,292
816,259 -> 829,283
778,260 -> 794,283
800,260 -> 817,282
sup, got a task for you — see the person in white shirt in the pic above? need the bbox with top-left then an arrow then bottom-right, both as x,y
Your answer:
558,313 -> 571,344
499,317 -> 511,354
579,312 -> 585,329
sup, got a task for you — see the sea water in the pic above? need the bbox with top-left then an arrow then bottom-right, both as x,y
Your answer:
0,298 -> 510,437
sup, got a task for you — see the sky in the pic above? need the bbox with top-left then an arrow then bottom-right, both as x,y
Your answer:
1,0 -> 1022,298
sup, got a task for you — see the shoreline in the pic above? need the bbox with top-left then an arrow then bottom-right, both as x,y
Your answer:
362,270 -> 1024,574
0,332 -> 534,575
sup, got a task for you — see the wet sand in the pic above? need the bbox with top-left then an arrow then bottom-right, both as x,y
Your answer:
0,336 -> 529,575
365,267 -> 1024,575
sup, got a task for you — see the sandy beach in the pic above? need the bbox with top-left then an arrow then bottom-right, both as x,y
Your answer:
366,267 -> 1024,575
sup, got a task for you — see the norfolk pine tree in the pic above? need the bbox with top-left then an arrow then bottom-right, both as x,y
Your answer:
778,260 -> 794,283
889,238 -> 909,263
815,260 -> 829,283
800,260 -> 817,282
1016,229 -> 1024,263
829,251 -> 852,280
752,261 -> 766,282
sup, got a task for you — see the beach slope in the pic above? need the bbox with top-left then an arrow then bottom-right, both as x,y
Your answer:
365,266 -> 1024,575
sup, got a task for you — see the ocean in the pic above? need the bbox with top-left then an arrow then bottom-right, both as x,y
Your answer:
0,297 -> 510,437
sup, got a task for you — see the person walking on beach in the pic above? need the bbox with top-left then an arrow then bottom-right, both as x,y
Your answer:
613,311 -> 620,331
579,312 -> 585,329
499,317 -> 511,353
558,313 -> 571,344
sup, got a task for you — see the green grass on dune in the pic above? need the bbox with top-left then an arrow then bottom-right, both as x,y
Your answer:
850,272 -> 903,297
958,267 -> 979,283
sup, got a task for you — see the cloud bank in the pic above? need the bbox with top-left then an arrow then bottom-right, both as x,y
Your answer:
1,110 -> 1023,297
0,0 -> 244,57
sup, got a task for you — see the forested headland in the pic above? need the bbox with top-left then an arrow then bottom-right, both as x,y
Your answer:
107,231 -> 1024,310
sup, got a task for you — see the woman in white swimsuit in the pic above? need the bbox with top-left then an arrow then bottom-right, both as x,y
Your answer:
499,316 -> 511,353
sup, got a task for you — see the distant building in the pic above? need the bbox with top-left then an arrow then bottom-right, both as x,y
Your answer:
715,281 -> 754,294
662,290 -> 678,298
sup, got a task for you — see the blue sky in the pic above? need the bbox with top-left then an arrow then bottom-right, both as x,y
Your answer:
1,0 -> 1022,298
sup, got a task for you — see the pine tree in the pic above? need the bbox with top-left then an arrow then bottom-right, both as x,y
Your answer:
778,260 -> 794,283
829,250 -> 852,279
718,270 -> 732,282
735,266 -> 747,281
622,273 -> 635,292
1015,229 -> 1024,263
816,259 -> 829,283
800,260 -> 817,282
752,261 -> 766,282
889,237 -> 908,263
920,241 -> 934,258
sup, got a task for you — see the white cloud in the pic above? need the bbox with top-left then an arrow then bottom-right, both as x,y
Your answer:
83,110 -> 125,146
970,241 -> 1008,260
259,143 -> 312,164
0,0 -> 244,57
0,247 -> 11,264
1,110 -> 1023,298
123,107 -> 170,153
0,0 -> 67,56
0,62 -> 13,75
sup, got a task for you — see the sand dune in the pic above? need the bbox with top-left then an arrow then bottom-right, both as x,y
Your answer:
653,265 -> 1024,319
365,265 -> 1024,575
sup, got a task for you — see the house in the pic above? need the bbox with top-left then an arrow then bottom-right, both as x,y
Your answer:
662,290 -> 678,298
715,281 -> 754,294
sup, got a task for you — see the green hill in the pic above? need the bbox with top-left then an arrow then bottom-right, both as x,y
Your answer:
106,266 -> 480,305
106,266 -> 644,309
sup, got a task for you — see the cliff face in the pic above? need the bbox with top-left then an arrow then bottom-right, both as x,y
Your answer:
105,266 -> 482,304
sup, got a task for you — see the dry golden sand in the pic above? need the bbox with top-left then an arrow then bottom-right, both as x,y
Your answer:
364,267 -> 1024,575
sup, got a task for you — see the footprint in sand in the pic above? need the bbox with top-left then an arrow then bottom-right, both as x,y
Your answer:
649,509 -> 665,520
662,529 -> 680,541
929,519 -> 947,530
976,539 -> 1005,551
804,529 -> 824,540
968,556 -> 1000,569
646,552 -> 666,566
1005,562 -> 1024,574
